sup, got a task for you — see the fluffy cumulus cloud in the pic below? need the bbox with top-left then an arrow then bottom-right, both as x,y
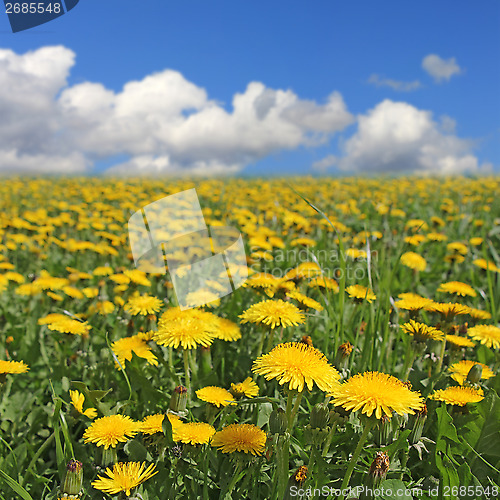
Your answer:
422,54 -> 462,83
326,100 -> 491,175
367,74 -> 422,92
0,45 -> 354,175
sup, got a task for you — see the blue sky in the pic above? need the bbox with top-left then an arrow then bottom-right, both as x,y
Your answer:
0,0 -> 499,176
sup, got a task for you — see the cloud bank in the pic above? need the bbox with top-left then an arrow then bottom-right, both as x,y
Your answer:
0,45 -> 489,176
326,100 -> 491,175
0,45 -> 354,176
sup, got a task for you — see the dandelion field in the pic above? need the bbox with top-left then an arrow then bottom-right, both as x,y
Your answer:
1,176 -> 500,500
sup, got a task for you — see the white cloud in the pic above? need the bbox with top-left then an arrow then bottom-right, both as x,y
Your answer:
0,45 -> 354,175
422,54 -> 462,83
367,74 -> 422,92
311,154 -> 337,172
332,100 -> 489,175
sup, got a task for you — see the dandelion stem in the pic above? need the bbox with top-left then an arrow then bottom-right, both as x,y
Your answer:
183,348 -> 191,396
435,338 -> 447,374
287,390 -> 304,432
338,418 -> 375,500
256,329 -> 267,358
322,421 -> 337,457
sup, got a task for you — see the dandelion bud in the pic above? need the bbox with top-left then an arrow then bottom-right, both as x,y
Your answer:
61,459 -> 83,496
368,451 -> 390,484
269,407 -> 287,435
293,465 -> 308,485
334,342 -> 353,369
466,364 -> 482,384
169,386 -> 188,412
310,403 -> 330,429
359,451 -> 390,500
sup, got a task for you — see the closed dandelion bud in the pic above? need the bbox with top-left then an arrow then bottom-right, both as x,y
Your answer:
368,451 -> 390,486
466,364 -> 482,384
335,342 -> 353,369
269,407 -> 287,435
61,459 -> 83,496
169,385 -> 188,412
293,465 -> 308,485
409,403 -> 427,444
359,451 -> 390,500
310,403 -> 330,429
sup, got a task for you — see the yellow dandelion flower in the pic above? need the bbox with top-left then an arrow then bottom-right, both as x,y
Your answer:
93,266 -> 114,276
38,313 -> 68,325
437,281 -> 476,297
69,390 -> 97,419
83,415 -> 140,449
123,269 -> 151,287
285,262 -> 322,280
428,302 -> 470,321
184,289 -> 221,308
467,325 -> 500,349
401,320 -> 444,341
429,386 -> 484,406
140,414 -> 165,435
62,286 -> 85,299
153,307 -> 217,349
469,237 -> 483,246
173,422 -> 215,445
239,299 -> 305,330
211,317 -> 242,342
400,252 -> 427,271
467,308 -> 491,321
447,242 -> 468,255
446,334 -> 475,348
91,461 -> 157,496
252,342 -> 340,393
47,317 -> 92,337
307,276 -> 339,292
330,371 -> 424,419
211,423 -> 266,455
346,285 -> 376,303
286,290 -> 323,311
243,273 -> 286,298
291,237 -> 317,247
473,258 -> 500,272
0,359 -> 29,374
230,377 -> 259,398
15,283 -> 42,296
404,235 -> 427,246
395,296 -> 434,312
112,334 -> 158,369
124,294 -> 163,316
89,300 -> 116,316
196,386 -> 236,407
448,360 -> 494,385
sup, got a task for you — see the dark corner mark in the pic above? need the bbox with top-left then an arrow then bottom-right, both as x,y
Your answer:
4,0 -> 79,33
